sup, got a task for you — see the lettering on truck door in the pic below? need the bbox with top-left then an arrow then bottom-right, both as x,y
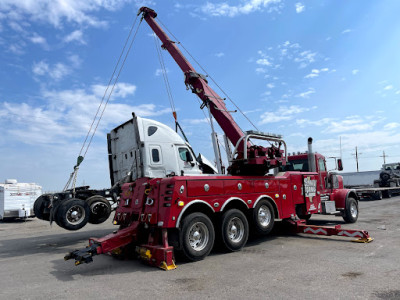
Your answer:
302,175 -> 321,214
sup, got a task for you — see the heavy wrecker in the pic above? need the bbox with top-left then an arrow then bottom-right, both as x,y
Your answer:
65,7 -> 372,270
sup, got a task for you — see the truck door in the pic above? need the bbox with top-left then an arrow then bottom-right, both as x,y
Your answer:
176,146 -> 200,175
302,174 -> 321,214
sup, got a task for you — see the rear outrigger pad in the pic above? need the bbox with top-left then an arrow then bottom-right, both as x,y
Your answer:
352,237 -> 374,243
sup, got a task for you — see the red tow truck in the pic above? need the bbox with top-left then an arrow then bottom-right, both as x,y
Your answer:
65,7 -> 372,270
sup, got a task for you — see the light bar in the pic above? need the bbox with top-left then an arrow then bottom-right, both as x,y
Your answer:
246,130 -> 283,139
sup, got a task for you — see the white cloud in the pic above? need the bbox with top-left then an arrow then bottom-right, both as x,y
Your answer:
256,58 -> 272,66
342,29 -> 352,34
325,118 -> 373,133
295,2 -> 305,13
352,69 -> 359,75
30,33 -> 47,45
289,132 -> 306,138
63,30 -> 85,44
255,41 -> 317,73
8,43 -> 25,55
314,131 -> 400,157
304,68 -> 329,79
155,68 -> 170,77
32,55 -> 83,81
32,60 -> 71,81
296,118 -> 334,127
297,88 -> 315,98
0,0 -> 134,28
215,52 -> 225,57
68,54 -> 82,68
384,122 -> 400,130
266,83 -> 275,88
92,82 -> 137,99
183,118 -> 209,125
200,0 -> 282,17
294,50 -> 316,68
255,67 -> 266,74
384,85 -> 393,90
259,105 -> 314,124
0,83 -> 168,146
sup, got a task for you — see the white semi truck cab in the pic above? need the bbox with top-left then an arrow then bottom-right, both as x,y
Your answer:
107,114 -> 216,186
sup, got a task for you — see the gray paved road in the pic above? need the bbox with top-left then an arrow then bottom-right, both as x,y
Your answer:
1,196 -> 400,299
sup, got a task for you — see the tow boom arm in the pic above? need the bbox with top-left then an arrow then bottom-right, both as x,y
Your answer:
139,7 -> 286,174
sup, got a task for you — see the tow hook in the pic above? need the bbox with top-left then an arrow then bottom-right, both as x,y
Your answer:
64,244 -> 99,266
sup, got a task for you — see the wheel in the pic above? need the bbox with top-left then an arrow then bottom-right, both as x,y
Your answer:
298,214 -> 312,221
56,198 -> 90,230
180,212 -> 215,261
342,197 -> 358,223
383,190 -> 392,198
380,172 -> 390,181
221,209 -> 249,252
295,204 -> 311,221
373,191 -> 383,200
253,200 -> 275,235
86,196 -> 111,224
33,195 -> 47,220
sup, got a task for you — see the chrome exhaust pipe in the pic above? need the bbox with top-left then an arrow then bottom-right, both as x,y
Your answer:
307,137 -> 316,172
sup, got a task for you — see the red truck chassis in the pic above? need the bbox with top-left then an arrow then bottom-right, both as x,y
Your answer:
66,174 -> 372,270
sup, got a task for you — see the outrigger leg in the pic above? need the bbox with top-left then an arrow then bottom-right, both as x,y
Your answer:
64,224 -> 176,270
286,219 -> 374,243
64,225 -> 138,265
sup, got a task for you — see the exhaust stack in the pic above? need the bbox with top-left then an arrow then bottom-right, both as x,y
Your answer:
307,137 -> 316,172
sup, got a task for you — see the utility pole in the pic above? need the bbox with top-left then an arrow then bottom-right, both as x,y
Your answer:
352,147 -> 362,172
380,151 -> 387,164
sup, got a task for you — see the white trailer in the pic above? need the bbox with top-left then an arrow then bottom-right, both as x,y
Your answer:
0,179 -> 42,219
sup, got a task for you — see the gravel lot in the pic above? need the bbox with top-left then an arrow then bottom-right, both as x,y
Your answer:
1,196 -> 400,300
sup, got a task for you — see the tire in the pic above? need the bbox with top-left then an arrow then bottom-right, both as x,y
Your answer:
298,214 -> 312,221
221,209 -> 249,252
373,191 -> 383,200
380,172 -> 390,181
383,190 -> 392,198
295,205 -> 311,221
56,198 -> 90,231
180,213 -> 215,261
343,197 -> 358,223
86,196 -> 111,224
253,200 -> 275,235
33,195 -> 46,220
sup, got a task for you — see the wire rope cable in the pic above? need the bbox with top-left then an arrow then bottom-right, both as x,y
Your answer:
157,18 -> 260,132
152,34 -> 176,114
64,15 -> 142,190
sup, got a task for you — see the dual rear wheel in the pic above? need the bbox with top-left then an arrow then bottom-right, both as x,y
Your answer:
180,200 -> 275,261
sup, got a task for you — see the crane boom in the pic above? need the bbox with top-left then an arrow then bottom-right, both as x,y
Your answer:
139,7 -> 286,175
139,7 -> 245,149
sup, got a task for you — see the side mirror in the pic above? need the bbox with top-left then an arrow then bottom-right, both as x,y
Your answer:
337,158 -> 343,171
185,151 -> 193,162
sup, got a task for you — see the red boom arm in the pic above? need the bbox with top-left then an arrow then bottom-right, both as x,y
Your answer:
139,7 -> 245,149
139,7 -> 286,175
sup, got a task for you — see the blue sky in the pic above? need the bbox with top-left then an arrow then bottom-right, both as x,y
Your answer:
1,0 -> 400,191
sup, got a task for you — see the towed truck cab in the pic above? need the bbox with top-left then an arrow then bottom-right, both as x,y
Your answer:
107,114 -> 214,188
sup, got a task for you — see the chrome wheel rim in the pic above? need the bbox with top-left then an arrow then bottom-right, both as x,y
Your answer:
90,202 -> 107,216
188,222 -> 209,251
350,202 -> 358,218
258,205 -> 271,227
66,205 -> 85,225
227,217 -> 244,243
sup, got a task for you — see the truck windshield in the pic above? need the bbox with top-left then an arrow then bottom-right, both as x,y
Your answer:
280,159 -> 309,172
